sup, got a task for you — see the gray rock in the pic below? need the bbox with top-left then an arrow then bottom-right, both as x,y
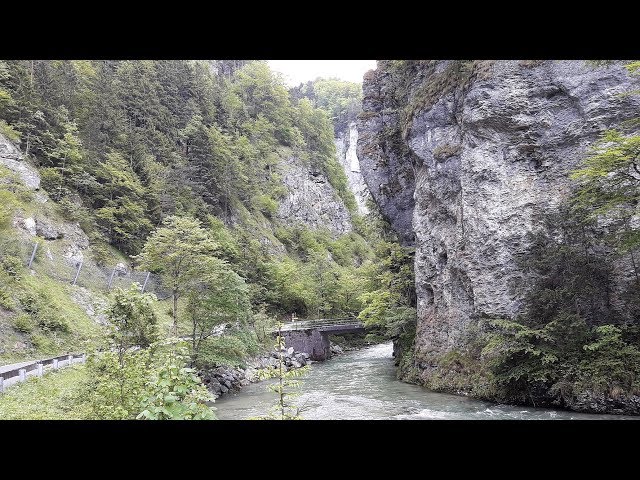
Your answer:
244,367 -> 258,382
330,344 -> 344,355
209,381 -> 222,394
36,218 -> 63,240
0,133 -> 40,190
286,347 -> 294,356
14,217 -> 36,236
114,262 -> 128,276
358,60 -> 640,383
220,385 -> 229,394
276,158 -> 352,236
223,380 -> 232,389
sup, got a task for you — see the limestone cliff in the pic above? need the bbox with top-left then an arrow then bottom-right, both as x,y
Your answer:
358,60 -> 640,379
276,156 -> 353,236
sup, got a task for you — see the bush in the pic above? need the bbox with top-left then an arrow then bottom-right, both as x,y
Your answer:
254,194 -> 278,217
195,335 -> 250,368
0,285 -> 15,310
36,310 -> 70,332
90,241 -> 112,267
0,120 -> 20,142
13,313 -> 35,333
29,332 -> 56,351
39,167 -> 64,195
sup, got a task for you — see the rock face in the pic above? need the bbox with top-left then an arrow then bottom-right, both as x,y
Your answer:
335,122 -> 371,214
35,218 -> 63,240
0,133 -> 40,190
358,61 -> 640,374
277,157 -> 352,236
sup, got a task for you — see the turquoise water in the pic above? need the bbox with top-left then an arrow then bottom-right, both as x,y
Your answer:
214,342 -> 637,420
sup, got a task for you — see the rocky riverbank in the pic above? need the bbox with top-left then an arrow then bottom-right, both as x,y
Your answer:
199,348 -> 311,399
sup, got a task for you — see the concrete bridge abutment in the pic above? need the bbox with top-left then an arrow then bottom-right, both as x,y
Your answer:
281,329 -> 332,361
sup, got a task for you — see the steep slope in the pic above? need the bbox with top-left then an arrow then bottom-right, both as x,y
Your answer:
358,60 -> 640,411
0,132 -> 111,363
0,60 -> 377,339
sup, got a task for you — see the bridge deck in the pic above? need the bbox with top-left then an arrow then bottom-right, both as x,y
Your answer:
276,318 -> 364,332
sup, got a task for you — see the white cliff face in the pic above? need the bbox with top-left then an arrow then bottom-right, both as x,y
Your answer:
358,60 -> 640,374
276,157 -> 352,236
0,133 -> 40,190
335,122 -> 371,215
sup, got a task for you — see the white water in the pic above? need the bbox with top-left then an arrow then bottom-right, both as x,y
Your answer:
214,342 -> 637,420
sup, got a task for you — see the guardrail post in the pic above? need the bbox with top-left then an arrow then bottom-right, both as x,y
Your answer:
0,377 -> 4,393
81,353 -> 86,363
53,359 -> 59,370
19,368 -> 26,382
68,354 -> 73,366
37,363 -> 43,377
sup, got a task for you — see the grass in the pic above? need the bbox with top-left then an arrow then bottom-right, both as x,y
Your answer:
0,365 -> 91,419
0,273 -> 106,364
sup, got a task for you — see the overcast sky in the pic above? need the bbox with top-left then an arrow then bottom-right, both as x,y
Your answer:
267,60 -> 377,86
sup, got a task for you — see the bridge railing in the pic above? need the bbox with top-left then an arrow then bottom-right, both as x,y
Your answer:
276,317 -> 363,332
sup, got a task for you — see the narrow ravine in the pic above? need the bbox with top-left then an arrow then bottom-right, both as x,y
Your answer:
214,343 -> 637,420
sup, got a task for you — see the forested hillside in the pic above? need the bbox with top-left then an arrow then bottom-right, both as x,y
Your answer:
0,60 -> 390,320
0,59 -> 414,388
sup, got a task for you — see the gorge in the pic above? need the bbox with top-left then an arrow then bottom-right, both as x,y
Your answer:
0,60 -> 639,419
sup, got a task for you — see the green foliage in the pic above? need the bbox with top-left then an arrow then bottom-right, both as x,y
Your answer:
0,119 -> 20,142
571,129 -> 640,255
291,78 -> 363,133
85,349 -> 152,419
107,283 -> 160,351
253,194 -> 278,217
18,285 -> 70,333
138,343 -> 215,420
253,324 -> 309,420
481,204 -> 640,406
12,313 -> 35,333
0,60 -> 359,260
190,326 -> 265,369
137,215 -> 219,330
186,258 -> 252,366
357,224 -> 416,340
0,366 -> 92,420
93,152 -> 152,253
86,339 -> 215,420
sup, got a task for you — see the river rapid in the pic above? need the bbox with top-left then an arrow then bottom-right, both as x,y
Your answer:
214,342 -> 636,420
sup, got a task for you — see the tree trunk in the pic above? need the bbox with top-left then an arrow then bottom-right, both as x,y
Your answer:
172,290 -> 178,335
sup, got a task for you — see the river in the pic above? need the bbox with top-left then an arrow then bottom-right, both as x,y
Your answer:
214,342 -> 636,420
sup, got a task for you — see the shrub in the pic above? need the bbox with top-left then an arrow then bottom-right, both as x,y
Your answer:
29,332 -> 56,351
13,313 -> 35,333
0,120 -> 20,143
254,194 -> 278,217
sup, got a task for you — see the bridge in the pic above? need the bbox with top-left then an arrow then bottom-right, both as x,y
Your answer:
273,318 -> 364,361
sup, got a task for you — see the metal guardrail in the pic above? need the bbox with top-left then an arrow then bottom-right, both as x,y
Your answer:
276,317 -> 363,332
0,353 -> 86,393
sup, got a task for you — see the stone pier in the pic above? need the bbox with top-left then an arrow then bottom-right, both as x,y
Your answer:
281,330 -> 332,361
276,319 -> 365,361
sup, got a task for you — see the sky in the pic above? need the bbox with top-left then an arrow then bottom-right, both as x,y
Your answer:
267,60 -> 377,86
